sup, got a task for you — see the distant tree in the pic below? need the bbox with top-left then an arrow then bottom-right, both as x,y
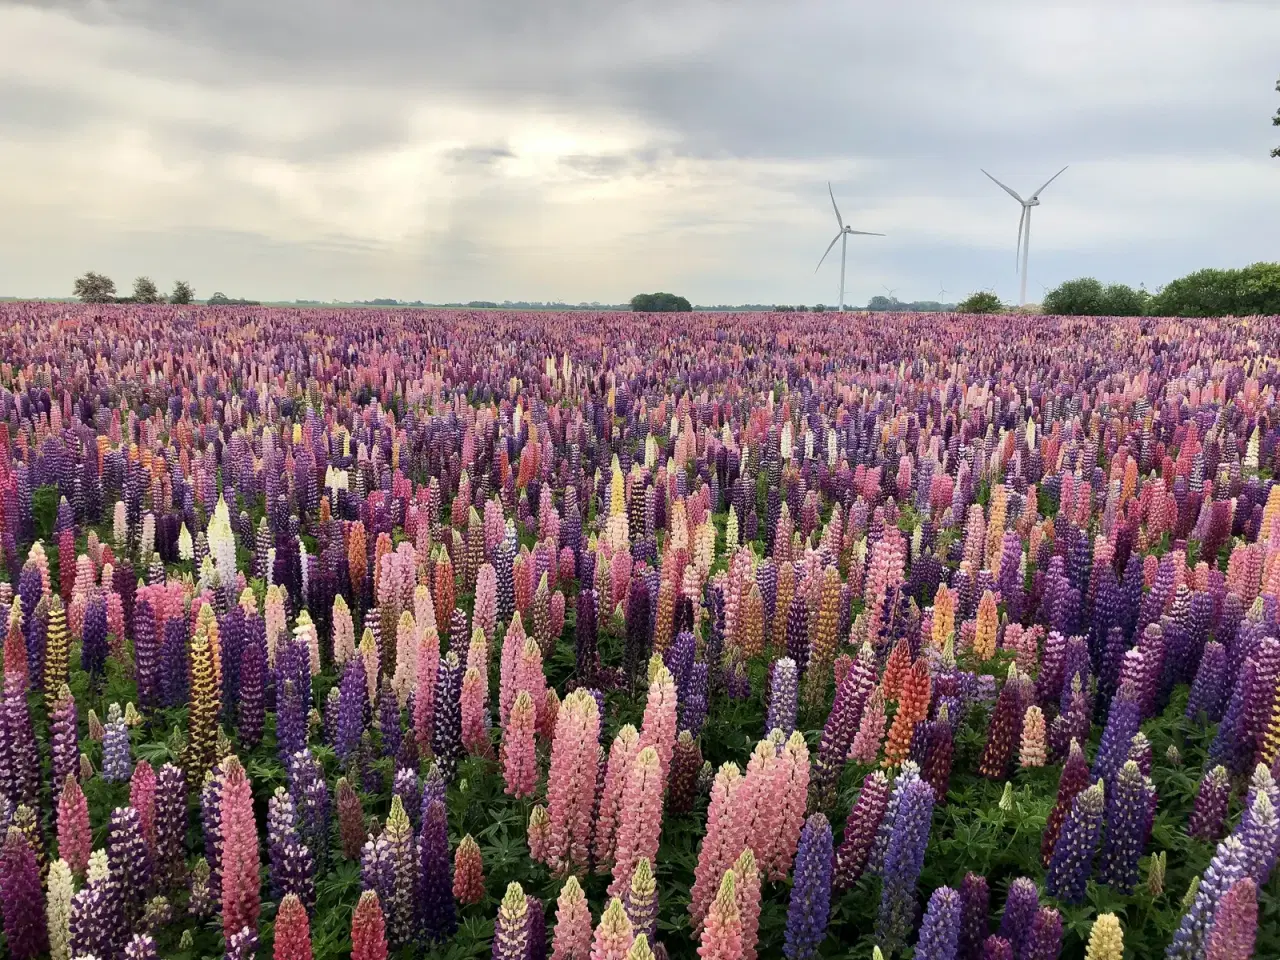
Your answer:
170,280 -> 194,304
208,291 -> 230,305
1042,277 -> 1106,315
132,276 -> 162,303
1147,262 -> 1280,317
73,271 -> 117,303
956,291 -> 1003,314
1272,77 -> 1279,158
812,304 -> 827,312
630,292 -> 691,312
1101,283 -> 1149,316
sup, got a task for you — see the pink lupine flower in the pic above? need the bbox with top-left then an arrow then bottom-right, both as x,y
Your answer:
413,626 -> 440,751
474,564 -> 498,640
545,690 -> 602,875
551,875 -> 594,960
219,756 -> 261,940
638,661 -> 678,781
590,897 -> 634,960
850,686 -> 887,764
129,760 -> 157,852
56,775 -> 91,877
460,666 -> 491,757
503,691 -> 538,798
697,871 -> 743,960
608,746 -> 664,898
689,762 -> 745,931
595,725 -> 641,872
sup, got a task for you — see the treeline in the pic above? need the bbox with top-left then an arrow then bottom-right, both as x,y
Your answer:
73,272 -> 260,306
1043,262 -> 1280,317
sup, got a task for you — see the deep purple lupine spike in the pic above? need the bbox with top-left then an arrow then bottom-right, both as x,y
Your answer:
1186,640 -> 1227,722
1021,906 -> 1063,960
289,749 -> 330,871
154,763 -> 188,892
813,643 -> 877,809
107,806 -> 153,927
432,651 -> 463,782
0,826 -> 48,960
1167,835 -> 1249,960
49,685 -> 79,788
833,771 -> 890,890
237,637 -> 266,748
418,799 -> 456,943
1097,761 -> 1153,894
997,877 -> 1039,959
783,813 -> 833,960
767,656 -> 799,738
336,656 -> 369,762
81,594 -> 109,682
958,873 -> 990,960
982,935 -> 1013,960
1091,685 -> 1140,786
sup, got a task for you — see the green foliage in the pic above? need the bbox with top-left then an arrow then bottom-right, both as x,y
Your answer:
73,271 -> 117,303
170,280 -> 195,304
1147,262 -> 1280,317
132,276 -> 163,304
1043,278 -> 1148,316
956,290 -> 1003,314
630,292 -> 692,312
208,291 -> 262,306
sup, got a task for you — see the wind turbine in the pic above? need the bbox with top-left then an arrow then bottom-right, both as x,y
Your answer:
982,166 -> 1068,306
815,182 -> 884,312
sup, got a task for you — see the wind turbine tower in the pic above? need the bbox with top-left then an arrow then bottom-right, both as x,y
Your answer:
815,183 -> 884,311
982,166 -> 1068,306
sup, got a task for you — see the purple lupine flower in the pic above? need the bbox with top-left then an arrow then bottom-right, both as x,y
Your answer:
1097,761 -> 1153,894
107,806 -> 153,927
576,587 -> 600,684
665,630 -> 695,702
69,870 -> 115,960
1045,780 -> 1105,904
1021,906 -> 1063,960
1187,641 -> 1228,723
102,714 -> 133,783
783,813 -> 833,960
2,677 -> 39,808
767,656 -> 799,738
876,778 -> 936,954
361,835 -> 397,917
982,935 -> 1014,960
237,638 -> 266,748
1091,686 -> 1140,786
201,766 -> 225,895
869,761 -> 921,876
432,651 -> 464,782
277,680 -> 308,761
833,771 -> 890,890
997,877 -> 1039,959
813,643 -> 877,809
1242,638 -> 1280,761
958,872 -> 990,960
393,768 -> 423,832
682,662 -> 709,737
0,826 -> 48,960
378,676 -> 402,758
81,594 -> 109,682
289,749 -> 330,871
1166,835 -> 1249,960
1209,659 -> 1256,776
268,787 -> 316,911
125,932 -> 159,960
1232,787 -> 1280,887
784,594 -> 810,678
418,799 -> 456,943
1128,732 -> 1153,776
623,574 -> 651,685
218,605 -> 246,722
914,885 -> 962,960
526,895 -> 547,960
154,763 -> 188,892
336,656 -> 369,762
161,615 -> 189,707
226,926 -> 258,960
131,599 -> 159,709
324,687 -> 342,747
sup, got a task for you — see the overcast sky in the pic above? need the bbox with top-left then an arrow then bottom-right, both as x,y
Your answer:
2,0 -> 1277,306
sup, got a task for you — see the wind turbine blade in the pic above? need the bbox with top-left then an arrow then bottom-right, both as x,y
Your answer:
846,230 -> 885,236
828,182 -> 844,229
1016,207 -> 1027,270
815,232 -> 842,272
982,169 -> 1025,203
1031,165 -> 1069,199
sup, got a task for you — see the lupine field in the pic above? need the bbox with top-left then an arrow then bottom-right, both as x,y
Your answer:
0,304 -> 1278,960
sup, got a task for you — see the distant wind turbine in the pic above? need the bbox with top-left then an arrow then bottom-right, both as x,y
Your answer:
883,285 -> 898,299
815,182 -> 884,312
982,166 -> 1068,306
938,283 -> 948,301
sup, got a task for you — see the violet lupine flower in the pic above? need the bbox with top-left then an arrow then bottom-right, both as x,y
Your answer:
124,932 -> 159,960
277,680 -> 308,762
526,895 -> 547,960
683,663 -> 709,737
336,657 -> 370,762
1233,789 -> 1280,887
833,771 -> 890,890
153,763 -> 188,893
81,594 -> 109,683
0,826 -> 48,960
161,616 -> 189,708
576,587 -> 600,684
869,761 -> 921,876
958,872 -> 990,960
914,886 -> 961,960
378,677 -> 402,758
767,657 -> 799,738
783,813 -> 833,960
1209,661 -> 1256,777
267,788 -> 316,913
813,643 -> 876,810
226,923 -> 259,960
201,767 -> 225,895
624,575 -> 652,686
492,882 -> 530,960
418,799 -> 456,943
432,651 -> 464,782
289,750 -> 330,871
107,806 -> 153,927
1045,780 -> 1105,904
49,685 -> 79,787
1022,906 -> 1063,960
361,835 -> 396,922
997,877 -> 1039,959
237,639 -> 266,748
69,863 -> 115,960
102,713 -> 133,783
1167,835 -> 1250,960
876,778 -> 936,955
393,768 -> 423,832
1098,761 -> 1154,894
1186,641 -> 1228,723
1091,687 -> 1140,787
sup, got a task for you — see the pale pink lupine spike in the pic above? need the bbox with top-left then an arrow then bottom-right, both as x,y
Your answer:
551,875 -> 594,960
413,626 -> 440,750
608,747 -> 664,898
503,690 -> 539,799
697,871 -> 743,960
546,690 -> 602,875
590,897 -> 635,960
689,763 -> 745,931
595,725 -> 641,872
638,661 -> 678,782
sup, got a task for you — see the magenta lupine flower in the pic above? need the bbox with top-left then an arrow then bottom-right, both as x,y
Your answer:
958,873 -> 990,960
783,813 -> 833,960
876,778 -> 935,954
997,877 -> 1039,958
0,826 -> 48,960
812,642 -> 877,809
1021,906 -> 1063,960
1045,780 -> 1104,904
833,771 -> 890,890
915,886 -> 961,960
982,935 -> 1013,960
1041,740 -> 1089,866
